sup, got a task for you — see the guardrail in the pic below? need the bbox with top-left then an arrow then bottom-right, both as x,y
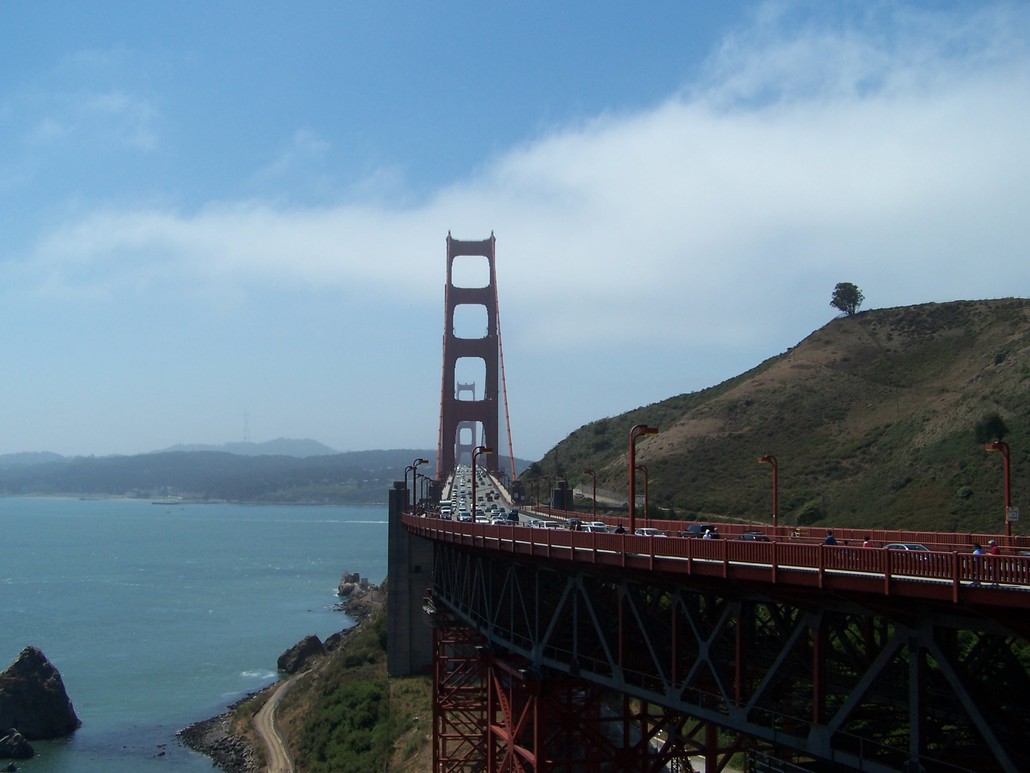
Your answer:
402,513 -> 1030,608
531,506 -> 1030,552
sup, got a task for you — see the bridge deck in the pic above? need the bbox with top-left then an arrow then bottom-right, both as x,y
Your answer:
403,513 -> 1030,612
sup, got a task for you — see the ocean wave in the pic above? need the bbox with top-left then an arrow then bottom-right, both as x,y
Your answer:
240,669 -> 277,680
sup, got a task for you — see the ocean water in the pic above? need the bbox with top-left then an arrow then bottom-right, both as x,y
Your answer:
0,497 -> 388,771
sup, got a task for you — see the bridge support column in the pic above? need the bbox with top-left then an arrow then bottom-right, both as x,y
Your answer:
430,618 -> 699,772
433,613 -> 488,771
386,481 -> 435,676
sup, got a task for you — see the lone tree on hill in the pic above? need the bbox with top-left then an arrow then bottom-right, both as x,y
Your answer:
974,412 -> 1008,444
830,282 -> 864,316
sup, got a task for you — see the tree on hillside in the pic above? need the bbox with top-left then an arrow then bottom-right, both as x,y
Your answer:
974,412 -> 1009,444
830,282 -> 864,316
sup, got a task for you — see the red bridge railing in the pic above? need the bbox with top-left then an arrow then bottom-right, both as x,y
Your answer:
402,513 -> 1030,610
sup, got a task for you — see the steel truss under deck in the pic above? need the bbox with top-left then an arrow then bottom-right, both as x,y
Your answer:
429,542 -> 1030,772
431,604 -> 735,772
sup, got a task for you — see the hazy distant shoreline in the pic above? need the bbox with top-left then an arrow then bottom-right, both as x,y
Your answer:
0,493 -> 389,506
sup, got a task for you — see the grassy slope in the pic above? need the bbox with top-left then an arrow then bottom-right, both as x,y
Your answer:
269,605 -> 433,773
533,299 -> 1030,534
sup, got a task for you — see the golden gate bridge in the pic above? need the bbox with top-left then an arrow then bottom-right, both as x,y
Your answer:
389,234 -> 1030,773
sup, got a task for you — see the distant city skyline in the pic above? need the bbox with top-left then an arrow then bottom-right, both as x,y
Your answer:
2,2 -> 1028,459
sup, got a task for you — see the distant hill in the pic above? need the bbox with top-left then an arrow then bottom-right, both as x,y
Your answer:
532,298 -> 1029,534
0,447 -> 536,505
0,451 -> 66,468
159,438 -> 339,457
0,449 -> 438,504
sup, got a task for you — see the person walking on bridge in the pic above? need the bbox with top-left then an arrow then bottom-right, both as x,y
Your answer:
971,543 -> 984,586
823,530 -> 837,546
987,539 -> 1000,585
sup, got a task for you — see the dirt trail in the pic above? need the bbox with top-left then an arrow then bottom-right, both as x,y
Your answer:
253,674 -> 301,773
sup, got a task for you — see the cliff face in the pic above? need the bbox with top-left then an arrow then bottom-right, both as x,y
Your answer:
0,646 -> 81,741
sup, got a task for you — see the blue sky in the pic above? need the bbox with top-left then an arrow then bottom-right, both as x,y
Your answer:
2,1 -> 1028,459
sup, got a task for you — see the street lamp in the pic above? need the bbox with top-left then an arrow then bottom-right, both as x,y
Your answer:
403,465 -> 414,511
628,424 -> 658,534
758,454 -> 778,529
985,441 -> 1012,537
416,473 -> 431,507
406,457 -> 428,511
472,446 -> 493,518
635,464 -> 649,526
544,476 -> 553,510
584,469 -> 597,519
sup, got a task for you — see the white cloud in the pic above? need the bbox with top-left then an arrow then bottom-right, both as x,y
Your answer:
10,2 -> 1030,457
21,88 -> 158,151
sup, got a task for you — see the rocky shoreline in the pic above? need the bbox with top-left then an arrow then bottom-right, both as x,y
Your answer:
178,572 -> 381,771
179,694 -> 264,773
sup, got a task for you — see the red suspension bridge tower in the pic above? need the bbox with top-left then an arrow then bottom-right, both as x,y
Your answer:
438,233 -> 515,480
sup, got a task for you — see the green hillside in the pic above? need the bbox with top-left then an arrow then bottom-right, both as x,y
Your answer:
528,298 -> 1029,535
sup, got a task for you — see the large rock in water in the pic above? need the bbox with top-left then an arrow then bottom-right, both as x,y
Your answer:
277,635 -> 326,675
0,727 -> 34,759
0,647 -> 81,740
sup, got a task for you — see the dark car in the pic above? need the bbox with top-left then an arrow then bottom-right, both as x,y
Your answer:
681,523 -> 720,538
735,531 -> 771,542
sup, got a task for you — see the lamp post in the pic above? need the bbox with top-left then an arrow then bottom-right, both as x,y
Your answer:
407,457 -> 428,511
584,469 -> 597,519
416,473 -> 430,507
635,464 -> 649,526
403,465 -> 414,512
557,474 -> 569,512
628,424 -> 658,534
544,476 -> 553,510
472,446 -> 493,518
985,441 -> 1012,537
758,454 -> 779,529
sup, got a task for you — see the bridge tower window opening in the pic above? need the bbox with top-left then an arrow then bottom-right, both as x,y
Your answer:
449,253 -> 491,289
454,421 -> 487,468
453,360 -> 487,398
451,303 -> 490,339
453,382 -> 478,467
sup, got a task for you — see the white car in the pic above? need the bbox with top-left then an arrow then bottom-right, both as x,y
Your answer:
635,527 -> 665,537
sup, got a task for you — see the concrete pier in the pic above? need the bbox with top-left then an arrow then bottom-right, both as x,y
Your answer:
386,481 -> 434,676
